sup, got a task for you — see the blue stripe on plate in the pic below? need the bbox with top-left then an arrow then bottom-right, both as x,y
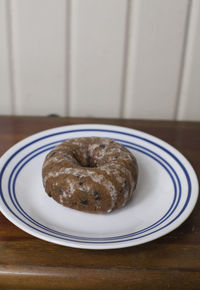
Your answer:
9,140 -> 178,241
0,128 -> 191,244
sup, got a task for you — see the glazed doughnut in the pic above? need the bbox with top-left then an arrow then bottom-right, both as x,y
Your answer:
42,137 -> 138,213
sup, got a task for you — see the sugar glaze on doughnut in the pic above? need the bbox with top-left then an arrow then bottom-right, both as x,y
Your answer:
42,137 -> 138,213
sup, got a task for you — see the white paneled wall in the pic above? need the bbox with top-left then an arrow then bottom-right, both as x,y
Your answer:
177,0 -> 200,121
123,0 -> 189,119
0,0 -> 200,120
69,0 -> 127,118
10,0 -> 68,115
0,0 -> 13,113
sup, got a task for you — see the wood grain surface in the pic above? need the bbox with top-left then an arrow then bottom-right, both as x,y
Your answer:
0,116 -> 199,290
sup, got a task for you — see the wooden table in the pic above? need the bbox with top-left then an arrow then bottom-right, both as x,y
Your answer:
0,116 -> 199,290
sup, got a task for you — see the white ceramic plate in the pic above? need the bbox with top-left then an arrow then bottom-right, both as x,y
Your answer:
0,124 -> 198,249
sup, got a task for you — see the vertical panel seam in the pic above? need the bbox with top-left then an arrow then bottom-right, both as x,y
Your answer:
67,0 -> 77,117
174,0 -> 193,120
6,0 -> 16,115
65,0 -> 71,116
120,0 -> 139,119
119,0 -> 132,118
